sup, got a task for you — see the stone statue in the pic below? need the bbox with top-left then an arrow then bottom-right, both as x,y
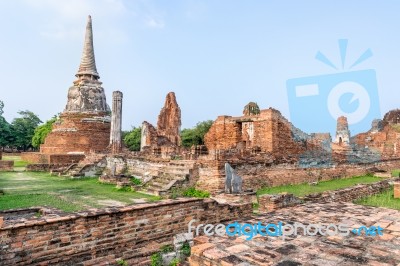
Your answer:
224,163 -> 243,194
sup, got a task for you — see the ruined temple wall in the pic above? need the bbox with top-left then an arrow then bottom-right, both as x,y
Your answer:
40,113 -> 110,154
195,159 -> 400,193
21,153 -> 85,164
204,116 -> 242,150
0,199 -> 251,266
204,109 -> 309,158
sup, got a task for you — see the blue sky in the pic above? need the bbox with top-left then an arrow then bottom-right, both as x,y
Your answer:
0,0 -> 399,136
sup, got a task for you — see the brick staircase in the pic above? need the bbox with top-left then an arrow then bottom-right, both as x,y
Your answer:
140,161 -> 196,196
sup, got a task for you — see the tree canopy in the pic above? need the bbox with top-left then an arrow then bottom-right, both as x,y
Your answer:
123,127 -> 142,151
181,120 -> 213,148
11,111 -> 42,151
32,116 -> 57,149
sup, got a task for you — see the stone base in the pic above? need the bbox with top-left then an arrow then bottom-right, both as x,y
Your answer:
40,112 -> 111,154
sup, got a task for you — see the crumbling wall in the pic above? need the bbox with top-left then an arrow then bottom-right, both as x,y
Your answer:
204,108 -> 311,159
21,153 -> 85,165
40,112 -> 110,155
157,92 -> 181,146
0,198 -> 251,266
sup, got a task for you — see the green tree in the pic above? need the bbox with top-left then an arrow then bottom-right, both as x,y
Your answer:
181,120 -> 213,148
123,127 -> 142,151
0,116 -> 11,149
32,116 -> 57,149
10,111 -> 42,151
0,100 -> 12,150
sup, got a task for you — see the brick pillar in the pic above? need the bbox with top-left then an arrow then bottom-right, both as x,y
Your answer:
394,182 -> 400,199
110,91 -> 123,154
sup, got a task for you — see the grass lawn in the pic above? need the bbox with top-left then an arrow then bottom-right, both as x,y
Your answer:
0,171 -> 160,212
257,175 -> 384,197
355,187 -> 400,211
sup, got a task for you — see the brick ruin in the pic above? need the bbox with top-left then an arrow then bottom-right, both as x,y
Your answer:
140,92 -> 182,156
204,105 -> 330,162
352,109 -> 400,159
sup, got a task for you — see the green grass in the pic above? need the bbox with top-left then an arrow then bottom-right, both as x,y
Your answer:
355,187 -> 400,210
0,171 -> 159,212
257,175 -> 384,197
392,169 -> 400,177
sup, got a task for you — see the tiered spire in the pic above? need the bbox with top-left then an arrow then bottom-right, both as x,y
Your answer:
76,15 -> 100,80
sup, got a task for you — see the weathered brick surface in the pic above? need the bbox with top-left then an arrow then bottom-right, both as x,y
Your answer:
0,198 -> 252,266
157,92 -> 181,146
258,193 -> 301,212
0,160 -> 13,171
195,158 -> 400,193
25,163 -> 72,172
21,152 -> 85,165
40,112 -> 110,155
204,108 -> 323,160
189,202 -> 400,265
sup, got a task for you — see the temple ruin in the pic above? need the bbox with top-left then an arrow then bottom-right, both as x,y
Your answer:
22,16 -> 112,164
140,92 -> 182,156
19,15 -> 400,197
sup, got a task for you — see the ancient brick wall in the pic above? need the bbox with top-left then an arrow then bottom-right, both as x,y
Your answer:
238,159 -> 400,191
195,158 -> 400,193
258,193 -> 301,212
25,164 -> 71,172
40,112 -> 110,155
204,109 -> 309,159
21,153 -> 85,165
157,92 -> 181,146
303,178 -> 395,203
0,198 -> 251,266
0,161 -> 13,171
204,116 -> 242,151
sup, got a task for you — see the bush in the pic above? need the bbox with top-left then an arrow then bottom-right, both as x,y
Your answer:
116,259 -> 128,266
182,187 -> 210,198
181,120 -> 213,148
160,244 -> 173,253
150,253 -> 162,266
169,258 -> 180,266
181,241 -> 191,257
131,176 -> 142,185
124,127 -> 141,151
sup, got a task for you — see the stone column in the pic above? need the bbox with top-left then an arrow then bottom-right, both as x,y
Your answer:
110,91 -> 123,154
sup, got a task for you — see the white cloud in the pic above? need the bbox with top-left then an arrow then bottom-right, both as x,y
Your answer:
145,16 -> 165,29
